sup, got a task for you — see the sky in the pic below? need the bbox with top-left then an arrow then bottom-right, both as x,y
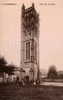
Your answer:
0,0 -> 63,71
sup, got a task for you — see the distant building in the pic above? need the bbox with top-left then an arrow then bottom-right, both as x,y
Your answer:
21,3 -> 39,82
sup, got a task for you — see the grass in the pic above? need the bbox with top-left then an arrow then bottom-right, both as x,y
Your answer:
0,83 -> 63,100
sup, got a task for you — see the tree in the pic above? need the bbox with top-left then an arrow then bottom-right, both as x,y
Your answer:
6,64 -> 16,75
0,57 -> 7,72
0,57 -> 16,82
0,57 -> 7,82
47,65 -> 58,79
0,57 -> 7,65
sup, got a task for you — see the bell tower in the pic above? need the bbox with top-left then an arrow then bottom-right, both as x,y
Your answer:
21,3 -> 39,81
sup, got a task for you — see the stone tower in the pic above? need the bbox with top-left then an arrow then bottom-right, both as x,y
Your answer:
21,3 -> 39,82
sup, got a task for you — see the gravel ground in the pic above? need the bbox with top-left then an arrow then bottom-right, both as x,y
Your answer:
0,83 -> 63,100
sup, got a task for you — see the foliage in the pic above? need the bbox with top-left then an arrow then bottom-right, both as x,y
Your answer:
0,57 -> 15,75
0,57 -> 7,73
6,64 -> 15,75
47,65 -> 58,79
